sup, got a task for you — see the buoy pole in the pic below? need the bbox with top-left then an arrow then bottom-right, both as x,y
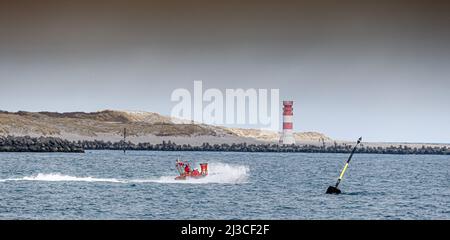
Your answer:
326,137 -> 362,194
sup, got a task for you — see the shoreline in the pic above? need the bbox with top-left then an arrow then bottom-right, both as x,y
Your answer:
1,135 -> 448,155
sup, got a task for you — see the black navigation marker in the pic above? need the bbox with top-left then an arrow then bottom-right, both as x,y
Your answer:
326,137 -> 362,194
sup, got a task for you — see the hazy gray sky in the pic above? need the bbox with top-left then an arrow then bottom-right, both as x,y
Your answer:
0,0 -> 449,143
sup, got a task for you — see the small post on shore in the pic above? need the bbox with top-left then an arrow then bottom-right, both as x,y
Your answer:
123,128 -> 127,154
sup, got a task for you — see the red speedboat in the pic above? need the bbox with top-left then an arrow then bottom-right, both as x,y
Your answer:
175,161 -> 208,180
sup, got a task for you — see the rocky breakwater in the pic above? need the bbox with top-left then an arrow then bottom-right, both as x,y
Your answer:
0,135 -> 84,153
79,140 -> 450,155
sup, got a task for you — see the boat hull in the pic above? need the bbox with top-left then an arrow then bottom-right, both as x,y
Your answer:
174,173 -> 206,180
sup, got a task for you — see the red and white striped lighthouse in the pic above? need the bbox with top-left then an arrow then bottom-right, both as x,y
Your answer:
279,101 -> 296,145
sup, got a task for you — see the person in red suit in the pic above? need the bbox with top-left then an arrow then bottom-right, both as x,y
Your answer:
192,169 -> 200,176
184,164 -> 191,175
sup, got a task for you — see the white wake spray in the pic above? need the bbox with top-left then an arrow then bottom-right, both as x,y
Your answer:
137,162 -> 250,184
0,163 -> 249,184
0,173 -> 126,183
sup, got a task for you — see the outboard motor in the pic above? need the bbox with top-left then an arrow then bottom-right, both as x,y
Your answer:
200,163 -> 208,176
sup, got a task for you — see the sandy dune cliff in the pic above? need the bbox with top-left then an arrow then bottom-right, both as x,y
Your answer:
0,110 -> 331,145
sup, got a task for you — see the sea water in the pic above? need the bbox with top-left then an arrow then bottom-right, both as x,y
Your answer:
0,150 -> 448,219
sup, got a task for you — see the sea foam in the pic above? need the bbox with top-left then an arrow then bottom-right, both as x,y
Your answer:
0,163 -> 249,184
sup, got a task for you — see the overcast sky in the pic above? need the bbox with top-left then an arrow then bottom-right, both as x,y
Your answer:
0,0 -> 449,143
